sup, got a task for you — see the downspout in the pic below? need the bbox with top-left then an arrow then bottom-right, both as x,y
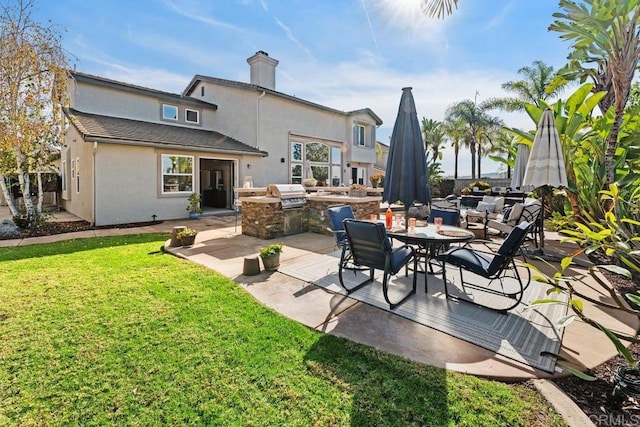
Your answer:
256,91 -> 266,149
92,141 -> 97,226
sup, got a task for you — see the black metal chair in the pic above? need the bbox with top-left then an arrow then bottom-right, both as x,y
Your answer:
425,207 -> 461,271
340,219 -> 417,309
327,205 -> 354,250
437,221 -> 533,313
327,205 -> 362,271
427,207 -> 460,227
486,199 -> 542,249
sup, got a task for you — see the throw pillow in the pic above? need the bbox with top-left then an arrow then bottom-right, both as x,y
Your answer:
506,203 -> 524,225
476,201 -> 496,213
501,206 -> 513,223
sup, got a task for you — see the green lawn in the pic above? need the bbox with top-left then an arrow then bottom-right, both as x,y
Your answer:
0,234 -> 565,426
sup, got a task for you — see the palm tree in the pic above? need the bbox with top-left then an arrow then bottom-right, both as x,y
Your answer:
550,0 -> 640,186
444,100 -> 502,179
481,61 -> 567,112
420,0 -> 459,19
442,119 -> 468,179
421,118 -> 446,162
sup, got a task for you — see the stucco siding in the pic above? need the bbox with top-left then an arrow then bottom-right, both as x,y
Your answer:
94,144 -> 189,226
60,128 -> 94,223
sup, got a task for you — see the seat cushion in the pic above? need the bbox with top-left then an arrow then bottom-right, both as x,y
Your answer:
438,248 -> 492,276
389,245 -> 413,274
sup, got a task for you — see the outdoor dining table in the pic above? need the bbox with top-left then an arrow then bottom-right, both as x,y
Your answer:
387,223 -> 475,287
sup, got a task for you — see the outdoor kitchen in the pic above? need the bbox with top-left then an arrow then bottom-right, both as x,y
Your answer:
239,184 -> 382,240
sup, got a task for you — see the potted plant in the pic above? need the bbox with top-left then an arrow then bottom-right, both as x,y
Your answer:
369,173 -> 384,188
176,227 -> 198,246
349,183 -> 368,197
259,243 -> 283,271
302,177 -> 317,187
186,193 -> 203,219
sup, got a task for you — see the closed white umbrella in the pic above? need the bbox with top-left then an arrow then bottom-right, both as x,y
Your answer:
522,109 -> 568,250
510,142 -> 531,190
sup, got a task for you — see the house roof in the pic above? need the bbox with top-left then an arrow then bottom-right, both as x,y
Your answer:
183,75 -> 383,126
71,71 -> 217,110
66,109 -> 267,157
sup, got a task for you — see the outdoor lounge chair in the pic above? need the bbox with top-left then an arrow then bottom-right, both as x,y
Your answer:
464,195 -> 505,227
485,198 -> 542,248
340,219 -> 417,309
437,221 -> 533,313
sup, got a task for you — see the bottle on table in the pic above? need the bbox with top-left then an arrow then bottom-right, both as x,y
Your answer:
385,207 -> 393,228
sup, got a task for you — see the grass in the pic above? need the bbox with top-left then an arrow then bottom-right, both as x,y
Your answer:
0,234 -> 565,426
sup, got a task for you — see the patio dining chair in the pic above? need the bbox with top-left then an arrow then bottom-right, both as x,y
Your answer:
340,219 -> 417,309
437,221 -> 533,313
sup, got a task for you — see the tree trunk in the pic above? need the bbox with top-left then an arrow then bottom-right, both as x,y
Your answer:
477,144 -> 482,179
0,174 -> 18,216
470,139 -> 477,179
36,172 -> 44,213
454,147 -> 459,179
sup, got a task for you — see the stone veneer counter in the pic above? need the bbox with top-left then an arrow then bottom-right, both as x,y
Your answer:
240,194 -> 382,239
306,195 -> 381,235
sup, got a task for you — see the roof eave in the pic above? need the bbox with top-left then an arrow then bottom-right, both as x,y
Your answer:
82,136 -> 269,157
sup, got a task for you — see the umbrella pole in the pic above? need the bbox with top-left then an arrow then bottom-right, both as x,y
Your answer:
539,195 -> 545,250
405,207 -> 409,232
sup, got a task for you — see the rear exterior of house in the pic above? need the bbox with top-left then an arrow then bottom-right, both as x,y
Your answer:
62,51 -> 382,226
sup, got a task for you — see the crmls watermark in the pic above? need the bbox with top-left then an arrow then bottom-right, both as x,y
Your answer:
589,413 -> 640,426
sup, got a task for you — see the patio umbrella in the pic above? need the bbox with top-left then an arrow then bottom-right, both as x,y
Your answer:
383,87 -> 430,230
510,142 -> 531,191
522,109 -> 568,250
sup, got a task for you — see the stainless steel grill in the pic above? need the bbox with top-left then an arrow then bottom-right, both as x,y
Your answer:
266,184 -> 307,209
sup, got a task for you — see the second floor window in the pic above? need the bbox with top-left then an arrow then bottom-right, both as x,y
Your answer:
355,124 -> 365,146
162,104 -> 178,121
185,109 -> 200,124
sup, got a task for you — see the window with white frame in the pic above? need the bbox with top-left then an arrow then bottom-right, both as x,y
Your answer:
61,160 -> 66,192
185,108 -> 200,124
162,104 -> 178,121
71,159 -> 75,180
355,124 -> 365,146
290,140 -> 340,186
75,157 -> 80,192
161,154 -> 194,193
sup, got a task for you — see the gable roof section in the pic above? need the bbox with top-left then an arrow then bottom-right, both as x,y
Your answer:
66,109 -> 267,157
183,75 -> 383,125
72,71 -> 217,110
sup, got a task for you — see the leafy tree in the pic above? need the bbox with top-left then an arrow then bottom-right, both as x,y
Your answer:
482,60 -> 567,113
421,117 -> 445,163
550,0 -> 640,186
444,99 -> 502,179
0,0 -> 68,224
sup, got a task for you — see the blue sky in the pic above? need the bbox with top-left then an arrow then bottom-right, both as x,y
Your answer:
34,0 -> 574,177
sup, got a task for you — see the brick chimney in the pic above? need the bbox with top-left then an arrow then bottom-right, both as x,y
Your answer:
247,50 -> 278,90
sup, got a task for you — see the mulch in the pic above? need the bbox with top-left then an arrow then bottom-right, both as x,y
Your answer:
4,220 -> 640,423
3,220 -> 163,240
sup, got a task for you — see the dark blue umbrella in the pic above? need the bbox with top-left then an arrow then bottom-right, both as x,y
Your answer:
383,87 -> 430,228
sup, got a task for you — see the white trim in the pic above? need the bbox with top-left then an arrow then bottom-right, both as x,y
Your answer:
185,108 -> 200,124
162,104 -> 178,121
